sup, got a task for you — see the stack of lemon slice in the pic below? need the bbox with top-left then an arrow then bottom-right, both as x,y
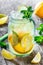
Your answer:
13,33 -> 34,53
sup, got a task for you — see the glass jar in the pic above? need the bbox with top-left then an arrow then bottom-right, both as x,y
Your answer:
8,11 -> 35,57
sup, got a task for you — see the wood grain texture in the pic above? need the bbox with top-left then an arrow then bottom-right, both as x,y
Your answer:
0,0 -> 43,65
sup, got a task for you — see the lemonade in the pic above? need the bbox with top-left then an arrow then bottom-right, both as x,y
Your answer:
8,11 -> 34,56
8,33 -> 34,53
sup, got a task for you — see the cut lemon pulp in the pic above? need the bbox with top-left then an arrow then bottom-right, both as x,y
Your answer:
21,33 -> 34,51
12,31 -> 18,46
34,2 -> 43,18
1,49 -> 16,60
14,43 -> 34,53
8,33 -> 34,54
13,43 -> 25,53
8,31 -> 18,46
8,35 -> 14,45
0,14 -> 8,25
31,52 -> 41,63
18,32 -> 26,40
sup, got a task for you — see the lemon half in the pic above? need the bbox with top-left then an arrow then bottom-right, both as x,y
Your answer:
1,49 -> 16,60
21,33 -> 34,52
34,2 -> 43,18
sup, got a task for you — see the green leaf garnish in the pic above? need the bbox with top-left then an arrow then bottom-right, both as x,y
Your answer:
37,24 -> 43,35
35,24 -> 43,44
0,42 -> 7,48
34,36 -> 43,44
21,6 -> 33,19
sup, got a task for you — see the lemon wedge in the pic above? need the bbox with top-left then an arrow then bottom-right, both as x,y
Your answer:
21,33 -> 34,52
1,49 -> 16,60
34,2 -> 43,18
0,14 -> 8,25
31,52 -> 41,63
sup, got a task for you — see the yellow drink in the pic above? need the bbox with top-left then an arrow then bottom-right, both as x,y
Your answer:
8,13 -> 34,56
8,32 -> 34,54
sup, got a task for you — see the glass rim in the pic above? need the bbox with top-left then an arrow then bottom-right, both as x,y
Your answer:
9,11 -> 34,24
9,16 -> 32,23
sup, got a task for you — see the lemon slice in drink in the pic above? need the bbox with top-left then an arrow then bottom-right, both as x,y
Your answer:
1,49 -> 16,60
12,31 -> 19,46
21,33 -> 34,52
31,52 -> 41,63
14,43 -> 25,53
8,30 -> 19,46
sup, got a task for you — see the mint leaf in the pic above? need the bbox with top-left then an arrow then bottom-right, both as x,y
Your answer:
21,6 -> 33,19
0,42 -> 7,48
34,36 -> 43,44
35,24 -> 43,44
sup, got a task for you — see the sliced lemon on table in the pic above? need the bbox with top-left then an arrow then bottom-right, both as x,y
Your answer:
21,33 -> 34,52
0,14 -> 8,25
31,52 -> 41,63
1,49 -> 16,60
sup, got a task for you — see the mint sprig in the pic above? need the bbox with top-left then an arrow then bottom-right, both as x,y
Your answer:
34,36 -> 43,44
21,6 -> 33,19
37,24 -> 43,35
35,24 -> 43,44
0,42 -> 7,48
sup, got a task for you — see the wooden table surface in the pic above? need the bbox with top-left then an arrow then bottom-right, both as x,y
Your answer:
0,0 -> 43,65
